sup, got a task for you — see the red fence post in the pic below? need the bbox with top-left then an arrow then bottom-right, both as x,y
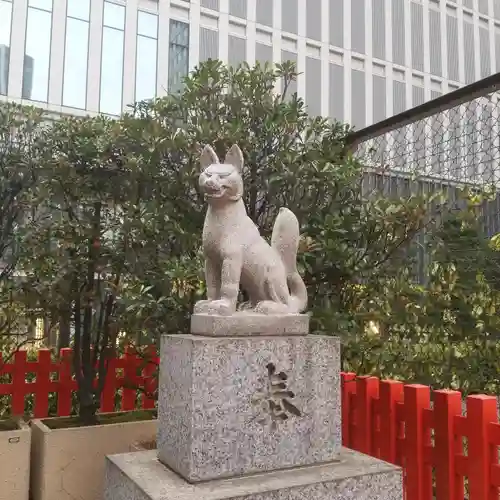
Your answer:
433,390 -> 463,500
341,372 -> 356,448
122,347 -> 138,411
33,349 -> 52,418
11,350 -> 27,416
404,384 -> 432,500
141,346 -> 158,410
378,380 -> 404,465
355,376 -> 380,456
57,348 -> 74,417
466,395 -> 498,500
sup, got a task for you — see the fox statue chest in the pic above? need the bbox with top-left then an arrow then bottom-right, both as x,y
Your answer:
202,207 -> 266,263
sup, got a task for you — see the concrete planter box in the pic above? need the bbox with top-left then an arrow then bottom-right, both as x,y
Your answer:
130,438 -> 156,452
0,419 -> 31,500
30,410 -> 157,500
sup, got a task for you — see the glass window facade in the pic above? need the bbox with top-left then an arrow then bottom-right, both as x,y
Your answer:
138,11 -> 158,38
0,0 -> 498,148
100,1 -> 125,115
0,0 -> 12,96
63,0 -> 90,109
135,11 -> 158,103
29,0 -> 52,10
24,0 -> 53,102
168,20 -> 189,94
67,0 -> 90,20
103,2 -> 125,30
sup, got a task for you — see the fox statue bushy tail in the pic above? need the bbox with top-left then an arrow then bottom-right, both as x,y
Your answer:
271,207 -> 308,313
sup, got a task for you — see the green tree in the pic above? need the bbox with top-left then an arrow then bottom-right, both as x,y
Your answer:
14,60 -> 456,422
18,115 -> 174,424
342,188 -> 500,395
0,102 -> 46,354
122,60 -> 432,335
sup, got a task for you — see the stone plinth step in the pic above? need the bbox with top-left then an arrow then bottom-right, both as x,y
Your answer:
104,447 -> 403,500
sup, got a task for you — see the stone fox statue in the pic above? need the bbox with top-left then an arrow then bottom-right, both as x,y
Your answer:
194,143 -> 308,316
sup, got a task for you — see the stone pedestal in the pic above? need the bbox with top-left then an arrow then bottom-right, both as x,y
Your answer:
103,313 -> 403,499
157,333 -> 341,481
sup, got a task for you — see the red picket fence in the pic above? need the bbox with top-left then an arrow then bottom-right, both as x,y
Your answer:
0,348 -> 158,418
342,373 -> 500,500
1,349 -> 499,499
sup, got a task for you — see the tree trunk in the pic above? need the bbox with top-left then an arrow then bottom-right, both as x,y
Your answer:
135,331 -> 142,346
58,308 -> 71,351
78,383 -> 98,426
46,317 -> 57,347
78,402 -> 98,426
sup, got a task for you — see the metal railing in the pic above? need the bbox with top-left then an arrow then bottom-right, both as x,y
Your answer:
346,72 -> 500,189
345,73 -> 500,281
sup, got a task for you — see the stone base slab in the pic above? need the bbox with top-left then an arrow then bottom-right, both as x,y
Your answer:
103,448 -> 403,500
190,313 -> 310,337
157,334 -> 341,482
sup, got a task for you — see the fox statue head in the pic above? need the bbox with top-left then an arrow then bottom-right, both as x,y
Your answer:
198,144 -> 244,204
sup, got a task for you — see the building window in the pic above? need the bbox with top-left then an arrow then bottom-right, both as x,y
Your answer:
100,1 -> 125,115
199,27 -> 218,62
135,11 -> 158,103
168,20 -> 189,94
24,0 -> 53,102
0,0 -> 12,96
228,35 -> 246,68
201,0 -> 219,10
63,0 -> 90,109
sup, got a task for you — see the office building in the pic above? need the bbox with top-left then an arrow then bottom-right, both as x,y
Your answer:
0,0 -> 499,125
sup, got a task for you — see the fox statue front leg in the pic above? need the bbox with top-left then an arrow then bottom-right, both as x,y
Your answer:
194,253 -> 242,316
193,258 -> 220,313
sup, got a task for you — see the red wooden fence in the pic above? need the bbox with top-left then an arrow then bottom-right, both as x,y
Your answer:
1,349 -> 499,499
0,348 -> 158,418
342,373 -> 500,500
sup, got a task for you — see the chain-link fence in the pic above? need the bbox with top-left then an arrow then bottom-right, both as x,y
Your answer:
346,72 -> 500,239
343,73 -> 500,282
347,72 -> 500,188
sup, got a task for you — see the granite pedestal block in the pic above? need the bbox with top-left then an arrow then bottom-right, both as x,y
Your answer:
157,334 -> 341,482
190,313 -> 310,336
104,448 -> 403,500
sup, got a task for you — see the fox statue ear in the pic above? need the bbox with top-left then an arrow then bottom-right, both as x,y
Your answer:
200,144 -> 219,169
224,144 -> 244,172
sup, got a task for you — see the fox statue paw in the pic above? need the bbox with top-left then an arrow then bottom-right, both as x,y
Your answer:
254,301 -> 290,315
194,299 -> 234,316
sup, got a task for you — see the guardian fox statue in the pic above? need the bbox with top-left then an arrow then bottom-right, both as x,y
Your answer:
194,144 -> 308,316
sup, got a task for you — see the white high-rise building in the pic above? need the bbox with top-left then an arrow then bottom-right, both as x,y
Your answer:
0,0 -> 499,126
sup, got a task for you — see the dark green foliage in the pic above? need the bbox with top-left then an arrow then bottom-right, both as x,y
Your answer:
1,61 -> 499,425
123,60 -> 432,336
343,190 -> 500,395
